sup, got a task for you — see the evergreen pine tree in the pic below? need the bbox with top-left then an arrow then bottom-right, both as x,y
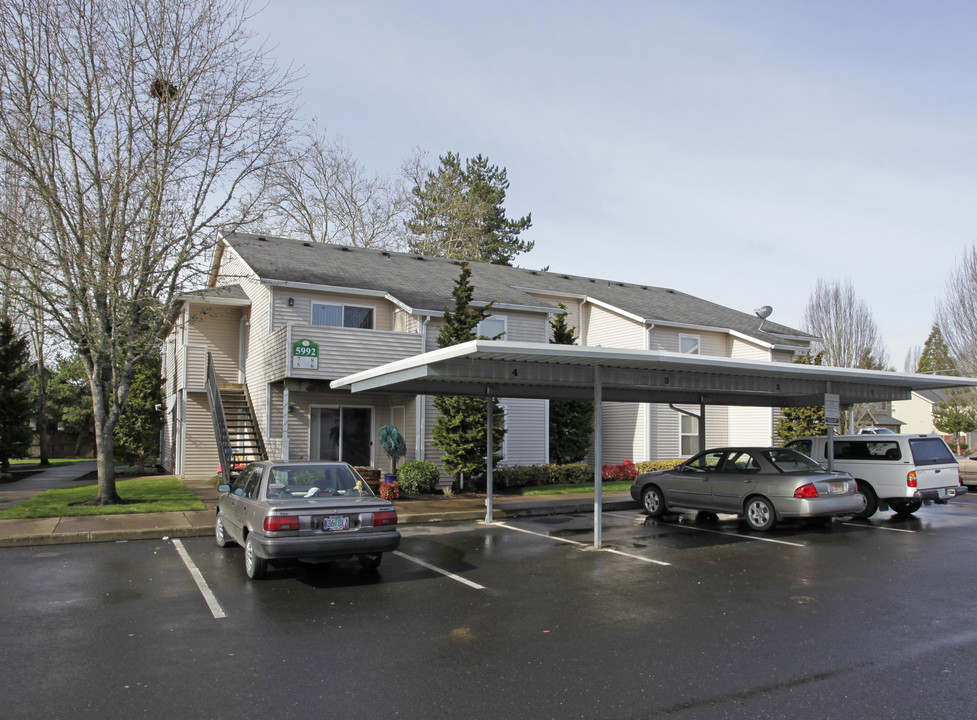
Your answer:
113,348 -> 164,473
432,263 -> 506,486
0,318 -> 34,473
548,307 -> 594,464
774,352 -> 827,443
406,152 -> 532,265
916,323 -> 958,375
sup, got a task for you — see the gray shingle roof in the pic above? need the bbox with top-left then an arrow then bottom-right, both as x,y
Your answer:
222,233 -> 814,347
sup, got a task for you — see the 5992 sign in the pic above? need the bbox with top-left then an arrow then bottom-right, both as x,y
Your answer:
292,339 -> 319,370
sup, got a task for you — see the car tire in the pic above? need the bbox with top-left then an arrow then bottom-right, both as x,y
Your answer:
215,511 -> 233,548
852,481 -> 878,519
744,496 -> 776,532
641,485 -> 666,517
245,534 -> 267,580
890,499 -> 923,516
357,553 -> 383,570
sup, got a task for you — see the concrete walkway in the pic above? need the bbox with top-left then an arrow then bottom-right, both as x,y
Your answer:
0,463 -> 638,547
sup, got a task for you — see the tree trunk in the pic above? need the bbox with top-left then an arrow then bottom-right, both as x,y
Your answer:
91,381 -> 121,505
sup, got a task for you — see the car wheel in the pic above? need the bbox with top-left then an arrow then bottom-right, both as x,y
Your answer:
215,511 -> 233,548
641,485 -> 665,517
744,496 -> 776,532
357,553 -> 383,570
244,534 -> 267,580
852,481 -> 878,519
890,499 -> 923,516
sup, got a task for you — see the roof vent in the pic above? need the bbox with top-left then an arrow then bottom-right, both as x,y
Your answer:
382,252 -> 390,257
303,242 -> 311,247
339,246 -> 350,251
257,236 -> 266,242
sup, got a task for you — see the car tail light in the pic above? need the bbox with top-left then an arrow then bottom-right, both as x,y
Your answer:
373,510 -> 398,527
264,515 -> 299,532
907,471 -> 917,488
794,483 -> 818,498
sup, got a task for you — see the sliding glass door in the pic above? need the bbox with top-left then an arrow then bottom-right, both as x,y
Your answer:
311,406 -> 373,467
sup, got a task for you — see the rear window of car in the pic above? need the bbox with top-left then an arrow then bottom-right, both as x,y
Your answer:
909,438 -> 956,466
832,441 -> 901,461
763,448 -> 825,473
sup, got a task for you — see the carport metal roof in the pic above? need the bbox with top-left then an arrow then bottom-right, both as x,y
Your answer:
331,340 -> 977,547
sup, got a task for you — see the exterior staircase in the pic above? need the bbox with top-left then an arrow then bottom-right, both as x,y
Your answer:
206,353 -> 266,481
219,385 -> 267,473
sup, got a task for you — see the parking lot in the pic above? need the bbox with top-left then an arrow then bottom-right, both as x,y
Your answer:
4,494 -> 977,720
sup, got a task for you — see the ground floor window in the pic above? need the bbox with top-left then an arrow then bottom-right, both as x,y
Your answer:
310,406 -> 373,466
681,414 -> 699,456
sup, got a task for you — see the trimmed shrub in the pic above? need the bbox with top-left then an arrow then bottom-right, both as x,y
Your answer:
396,460 -> 440,494
602,460 -> 638,482
548,463 -> 592,485
634,459 -> 684,474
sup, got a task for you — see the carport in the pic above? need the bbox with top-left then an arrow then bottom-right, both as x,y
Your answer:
331,340 -> 977,548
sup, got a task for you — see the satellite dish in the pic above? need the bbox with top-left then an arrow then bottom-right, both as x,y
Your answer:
755,306 -> 773,320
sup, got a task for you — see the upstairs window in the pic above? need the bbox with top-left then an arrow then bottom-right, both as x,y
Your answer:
679,334 -> 700,354
312,303 -> 374,329
478,316 -> 507,340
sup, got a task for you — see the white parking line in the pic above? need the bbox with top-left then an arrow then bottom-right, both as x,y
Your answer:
606,512 -> 806,547
392,551 -> 486,590
841,522 -> 916,533
496,521 -> 672,566
172,539 -> 226,619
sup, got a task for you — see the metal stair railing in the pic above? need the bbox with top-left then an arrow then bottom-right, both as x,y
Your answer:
205,352 -> 235,480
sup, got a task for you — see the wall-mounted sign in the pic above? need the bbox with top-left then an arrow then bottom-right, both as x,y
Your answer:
824,393 -> 840,428
292,339 -> 319,370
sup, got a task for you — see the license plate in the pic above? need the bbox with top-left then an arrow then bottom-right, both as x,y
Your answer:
829,482 -> 845,494
320,516 -> 350,531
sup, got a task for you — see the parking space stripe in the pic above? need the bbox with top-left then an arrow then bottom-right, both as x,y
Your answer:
606,512 -> 806,547
172,539 -> 227,619
496,521 -> 672,566
841,522 -> 916,533
392,551 -> 486,590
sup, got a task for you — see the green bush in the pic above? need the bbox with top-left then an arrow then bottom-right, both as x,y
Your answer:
548,463 -> 592,484
634,459 -> 684,474
396,460 -> 440,494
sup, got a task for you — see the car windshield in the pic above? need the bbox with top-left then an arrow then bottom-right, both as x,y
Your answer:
762,448 -> 826,473
265,465 -> 376,498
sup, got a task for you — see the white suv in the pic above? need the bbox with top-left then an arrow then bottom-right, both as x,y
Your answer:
784,434 -> 964,519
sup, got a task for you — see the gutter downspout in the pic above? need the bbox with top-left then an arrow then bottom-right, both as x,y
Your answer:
416,316 -> 431,461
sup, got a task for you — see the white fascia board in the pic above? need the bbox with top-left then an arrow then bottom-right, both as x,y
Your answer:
260,278 -> 391,298
585,296 -> 646,323
513,286 -> 589,301
729,329 -> 774,350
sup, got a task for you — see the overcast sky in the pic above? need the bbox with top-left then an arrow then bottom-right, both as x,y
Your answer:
255,0 -> 977,369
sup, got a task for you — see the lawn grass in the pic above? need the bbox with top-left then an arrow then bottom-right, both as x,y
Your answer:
8,458 -> 91,469
520,480 -> 632,496
0,477 -> 206,519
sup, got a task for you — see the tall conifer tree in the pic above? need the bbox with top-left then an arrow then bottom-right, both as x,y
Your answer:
432,263 -> 506,486
548,307 -> 593,464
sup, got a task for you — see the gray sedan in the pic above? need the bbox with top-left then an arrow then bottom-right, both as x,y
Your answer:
629,447 -> 864,531
216,461 -> 401,579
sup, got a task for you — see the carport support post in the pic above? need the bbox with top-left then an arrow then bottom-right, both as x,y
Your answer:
594,364 -> 603,549
485,397 -> 494,523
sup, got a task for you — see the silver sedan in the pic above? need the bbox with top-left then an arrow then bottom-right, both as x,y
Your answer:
216,461 -> 401,579
629,447 -> 864,531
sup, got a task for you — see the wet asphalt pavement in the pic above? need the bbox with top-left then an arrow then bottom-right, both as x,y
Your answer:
3,495 -> 977,719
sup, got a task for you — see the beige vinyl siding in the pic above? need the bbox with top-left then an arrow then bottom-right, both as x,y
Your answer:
772,348 -> 799,363
183,392 -> 219,478
585,304 -> 644,349
500,397 -> 547,465
282,325 -> 424,381
186,303 -> 242,384
728,336 -> 773,445
601,402 -> 642,465
525,293 -> 583,340
271,288 -> 395,332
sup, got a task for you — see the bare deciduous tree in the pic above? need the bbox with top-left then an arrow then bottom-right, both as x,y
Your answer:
255,124 -> 409,250
802,278 -> 889,370
0,0 -> 297,503
937,243 -> 977,377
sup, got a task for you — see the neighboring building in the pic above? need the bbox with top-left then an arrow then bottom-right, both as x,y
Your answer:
160,233 -> 817,479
